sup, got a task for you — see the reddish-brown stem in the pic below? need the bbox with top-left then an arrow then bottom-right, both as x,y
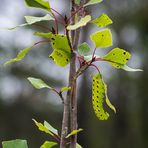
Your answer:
34,40 -> 50,46
90,63 -> 101,73
92,47 -> 97,59
51,8 -> 65,20
67,6 -> 84,24
51,12 -> 58,33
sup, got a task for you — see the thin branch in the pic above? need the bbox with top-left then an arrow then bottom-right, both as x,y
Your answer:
67,6 -> 84,24
34,40 -> 50,46
51,8 -> 65,20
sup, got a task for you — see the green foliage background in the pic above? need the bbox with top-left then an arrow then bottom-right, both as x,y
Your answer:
0,0 -> 148,147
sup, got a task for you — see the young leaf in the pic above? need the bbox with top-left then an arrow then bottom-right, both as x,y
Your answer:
44,121 -> 58,135
67,15 -> 91,30
50,49 -> 71,67
103,48 -> 131,68
78,42 -> 91,56
24,14 -> 54,25
40,141 -> 57,148
28,77 -> 52,89
25,0 -> 51,11
66,129 -> 83,138
2,139 -> 28,148
84,0 -> 103,7
34,32 -> 52,39
5,45 -> 34,65
90,29 -> 112,48
122,65 -> 143,72
76,143 -> 83,148
91,13 -> 113,28
92,73 -> 109,120
61,87 -> 71,93
32,119 -> 54,136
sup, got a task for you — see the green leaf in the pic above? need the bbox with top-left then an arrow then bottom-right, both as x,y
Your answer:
2,139 -> 28,148
24,14 -> 54,25
66,129 -> 83,138
61,87 -> 71,93
75,0 -> 81,5
32,119 -> 54,136
49,34 -> 71,52
28,77 -> 52,89
25,0 -> 51,11
84,0 -> 103,7
90,29 -> 112,48
34,32 -> 52,38
91,13 -> 113,28
40,141 -> 57,148
5,45 -> 34,65
104,82 -> 116,113
67,15 -> 91,30
76,143 -> 83,148
122,65 -> 143,72
92,73 -> 109,120
44,121 -> 58,135
50,49 -> 71,67
78,42 -> 91,56
49,34 -> 72,67
103,48 -> 131,68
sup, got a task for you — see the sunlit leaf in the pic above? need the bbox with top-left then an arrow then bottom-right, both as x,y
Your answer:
103,48 -> 131,68
44,121 -> 58,135
61,87 -> 71,93
32,119 -> 54,136
84,0 -> 103,7
67,15 -> 91,30
34,32 -> 52,38
25,0 -> 51,11
91,13 -> 113,28
78,42 -> 91,56
66,129 -> 83,138
49,34 -> 72,67
76,143 -> 83,148
50,49 -> 71,67
25,14 -> 54,25
2,139 -> 28,148
5,45 -> 34,65
40,141 -> 57,148
90,29 -> 112,48
122,65 -> 143,72
28,77 -> 52,89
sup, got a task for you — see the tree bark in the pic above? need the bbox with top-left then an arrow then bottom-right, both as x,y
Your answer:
60,1 -> 81,148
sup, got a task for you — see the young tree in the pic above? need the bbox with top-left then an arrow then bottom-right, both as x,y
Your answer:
2,0 -> 142,148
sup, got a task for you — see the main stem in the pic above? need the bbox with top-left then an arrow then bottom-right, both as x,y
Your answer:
60,1 -> 81,148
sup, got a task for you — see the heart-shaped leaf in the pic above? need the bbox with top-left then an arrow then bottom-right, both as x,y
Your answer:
91,13 -> 113,28
90,29 -> 112,48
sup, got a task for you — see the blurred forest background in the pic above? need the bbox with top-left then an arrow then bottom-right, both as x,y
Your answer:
0,0 -> 148,148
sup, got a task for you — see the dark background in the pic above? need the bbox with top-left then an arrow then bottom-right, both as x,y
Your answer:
0,0 -> 148,147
